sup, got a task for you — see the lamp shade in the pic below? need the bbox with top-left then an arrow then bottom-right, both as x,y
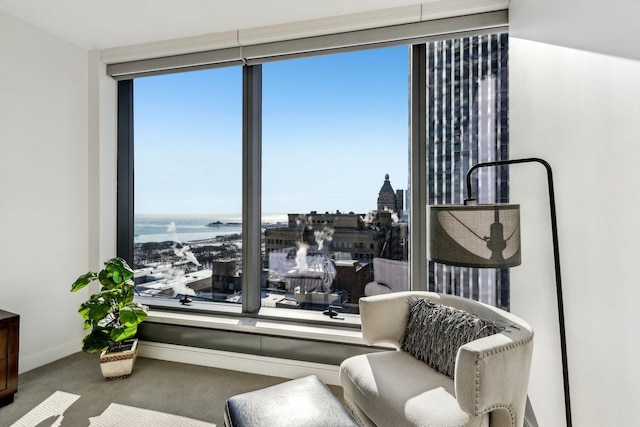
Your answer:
429,204 -> 521,268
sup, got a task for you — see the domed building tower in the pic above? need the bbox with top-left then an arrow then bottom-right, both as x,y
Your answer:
377,173 -> 397,212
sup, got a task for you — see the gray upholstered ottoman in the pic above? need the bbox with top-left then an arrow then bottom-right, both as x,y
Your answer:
224,375 -> 359,427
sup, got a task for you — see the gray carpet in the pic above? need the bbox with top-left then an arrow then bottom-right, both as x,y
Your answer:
0,352 -> 344,426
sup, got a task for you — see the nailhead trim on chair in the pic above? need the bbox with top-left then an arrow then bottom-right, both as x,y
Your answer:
474,356 -> 515,426
473,333 -> 534,426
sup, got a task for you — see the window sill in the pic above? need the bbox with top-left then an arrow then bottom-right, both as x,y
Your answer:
139,297 -> 364,346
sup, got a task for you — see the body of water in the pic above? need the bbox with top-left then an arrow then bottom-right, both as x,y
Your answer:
134,213 -> 287,244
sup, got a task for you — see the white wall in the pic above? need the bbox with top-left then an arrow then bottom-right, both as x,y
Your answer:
0,11 -> 94,372
88,50 -> 118,269
509,0 -> 640,425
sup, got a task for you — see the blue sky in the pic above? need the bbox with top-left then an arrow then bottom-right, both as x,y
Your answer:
134,45 -> 409,215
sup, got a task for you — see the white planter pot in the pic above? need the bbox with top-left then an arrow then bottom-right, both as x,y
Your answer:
99,339 -> 138,380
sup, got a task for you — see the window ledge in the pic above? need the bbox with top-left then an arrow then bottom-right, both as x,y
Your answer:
145,308 -> 364,346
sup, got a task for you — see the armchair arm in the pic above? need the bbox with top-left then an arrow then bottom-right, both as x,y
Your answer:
455,326 -> 534,427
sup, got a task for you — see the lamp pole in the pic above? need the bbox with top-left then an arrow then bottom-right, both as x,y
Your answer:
466,157 -> 572,427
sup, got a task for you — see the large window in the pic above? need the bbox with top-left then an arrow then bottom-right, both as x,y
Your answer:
261,47 -> 409,313
130,47 -> 409,314
118,30 -> 509,319
132,67 -> 243,305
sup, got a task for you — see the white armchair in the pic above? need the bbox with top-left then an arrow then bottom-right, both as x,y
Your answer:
340,291 -> 534,427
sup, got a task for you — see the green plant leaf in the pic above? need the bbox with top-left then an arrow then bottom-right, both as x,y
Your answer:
99,258 -> 134,288
121,284 -> 135,305
116,258 -> 134,282
71,272 -> 98,292
119,306 -> 148,326
110,324 -> 137,342
98,269 -> 110,287
79,299 -> 112,321
132,305 -> 148,322
82,329 -> 111,353
77,305 -> 90,320
99,288 -> 123,304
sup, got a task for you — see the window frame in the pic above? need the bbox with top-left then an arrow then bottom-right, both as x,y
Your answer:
117,47 -> 413,325
116,21 -> 509,326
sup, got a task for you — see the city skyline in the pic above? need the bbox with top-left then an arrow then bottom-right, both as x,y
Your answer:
134,45 -> 409,215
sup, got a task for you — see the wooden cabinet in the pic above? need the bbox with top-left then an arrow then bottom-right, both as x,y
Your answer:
0,310 -> 19,407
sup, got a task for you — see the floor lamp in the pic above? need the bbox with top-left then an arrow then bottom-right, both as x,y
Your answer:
428,157 -> 571,427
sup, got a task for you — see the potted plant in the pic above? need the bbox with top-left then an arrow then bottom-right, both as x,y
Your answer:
70,257 -> 148,379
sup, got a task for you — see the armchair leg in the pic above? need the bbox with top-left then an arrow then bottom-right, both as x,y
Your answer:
524,396 -> 538,427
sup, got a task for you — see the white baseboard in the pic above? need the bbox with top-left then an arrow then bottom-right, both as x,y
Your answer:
138,341 -> 341,386
19,340 -> 81,374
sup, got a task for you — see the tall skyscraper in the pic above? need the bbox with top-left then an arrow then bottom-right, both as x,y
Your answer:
426,33 -> 510,310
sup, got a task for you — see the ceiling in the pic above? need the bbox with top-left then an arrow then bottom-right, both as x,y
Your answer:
0,0 -> 425,51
